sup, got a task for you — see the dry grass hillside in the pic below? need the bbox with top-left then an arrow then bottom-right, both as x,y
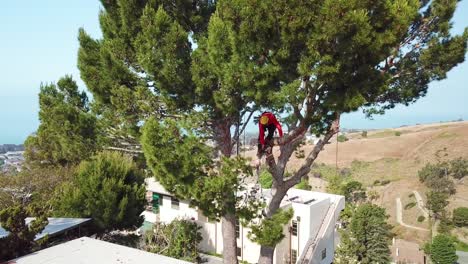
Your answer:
244,120 -> 468,244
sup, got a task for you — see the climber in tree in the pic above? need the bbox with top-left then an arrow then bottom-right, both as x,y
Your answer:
257,111 -> 283,158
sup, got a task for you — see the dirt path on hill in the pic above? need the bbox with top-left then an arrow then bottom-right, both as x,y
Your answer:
396,197 -> 430,232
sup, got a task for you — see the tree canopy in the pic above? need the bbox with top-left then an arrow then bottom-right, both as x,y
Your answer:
54,151 -> 146,233
428,234 -> 458,264
338,203 -> 392,264
74,0 -> 467,262
24,76 -> 100,166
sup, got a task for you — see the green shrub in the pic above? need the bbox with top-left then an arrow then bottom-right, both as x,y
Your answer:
295,178 -> 312,190
449,157 -> 468,180
361,131 -> 368,138
259,170 -> 273,189
395,131 -> 402,136
381,179 -> 391,185
405,202 -> 416,210
143,219 -> 202,262
438,213 -> 454,234
409,193 -> 415,198
453,207 -> 468,227
428,234 -> 458,264
417,216 -> 425,222
337,135 -> 349,142
373,180 -> 381,186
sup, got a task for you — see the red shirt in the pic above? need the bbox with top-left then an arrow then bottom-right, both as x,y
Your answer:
259,112 -> 283,145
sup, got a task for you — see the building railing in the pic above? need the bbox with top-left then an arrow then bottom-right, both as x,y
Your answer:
297,201 -> 336,264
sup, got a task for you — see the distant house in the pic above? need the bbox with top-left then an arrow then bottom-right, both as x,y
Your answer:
6,236 -> 192,264
390,238 -> 427,264
142,178 -> 345,264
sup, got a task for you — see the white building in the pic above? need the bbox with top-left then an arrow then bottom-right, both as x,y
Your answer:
142,178 -> 345,264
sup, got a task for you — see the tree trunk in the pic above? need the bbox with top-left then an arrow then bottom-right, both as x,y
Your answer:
258,184 -> 287,263
258,246 -> 276,264
213,117 -> 239,264
222,212 -> 238,264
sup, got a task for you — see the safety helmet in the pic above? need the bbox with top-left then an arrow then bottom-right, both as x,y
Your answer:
260,115 -> 269,125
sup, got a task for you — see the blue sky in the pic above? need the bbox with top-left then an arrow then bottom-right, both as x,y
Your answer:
0,1 -> 467,144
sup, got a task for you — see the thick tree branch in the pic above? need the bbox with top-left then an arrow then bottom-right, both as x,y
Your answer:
284,115 -> 340,189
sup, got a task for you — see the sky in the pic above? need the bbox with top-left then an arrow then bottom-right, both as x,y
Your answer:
0,1 -> 467,144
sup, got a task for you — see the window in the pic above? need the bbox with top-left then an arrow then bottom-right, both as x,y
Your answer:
291,220 -> 298,236
321,248 -> 326,260
151,193 -> 160,213
171,197 -> 179,209
237,247 -> 242,257
291,249 -> 297,263
236,220 -> 240,238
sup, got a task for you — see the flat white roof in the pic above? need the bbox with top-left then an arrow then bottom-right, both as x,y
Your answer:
145,178 -> 173,196
0,218 -> 91,240
146,178 -> 344,208
7,237 -> 193,264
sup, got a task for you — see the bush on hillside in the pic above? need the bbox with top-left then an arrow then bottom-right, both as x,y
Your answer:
295,178 -> 312,190
417,215 -> 425,222
361,131 -> 367,138
337,135 -> 348,142
453,207 -> 468,227
394,131 -> 401,136
381,179 -> 391,185
438,213 -> 454,234
405,202 -> 416,210
449,157 -> 468,180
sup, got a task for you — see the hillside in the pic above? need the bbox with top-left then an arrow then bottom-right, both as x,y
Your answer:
245,120 -> 468,244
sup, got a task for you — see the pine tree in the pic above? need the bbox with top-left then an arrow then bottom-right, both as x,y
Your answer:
339,204 -> 392,264
54,151 -> 146,234
76,0 -> 467,262
24,75 -> 99,166
429,234 -> 458,264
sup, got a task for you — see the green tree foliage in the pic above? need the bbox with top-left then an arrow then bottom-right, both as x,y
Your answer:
295,178 -> 312,190
24,76 -> 100,166
449,157 -> 468,180
453,207 -> 468,227
342,181 -> 367,204
54,151 -> 146,233
143,219 -> 202,262
418,162 -> 455,195
259,169 -> 273,189
426,191 -> 449,218
337,204 -> 392,264
247,208 -> 293,247
438,212 -> 454,234
337,135 -> 349,143
428,234 -> 458,264
76,0 -> 467,262
0,204 -> 48,261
